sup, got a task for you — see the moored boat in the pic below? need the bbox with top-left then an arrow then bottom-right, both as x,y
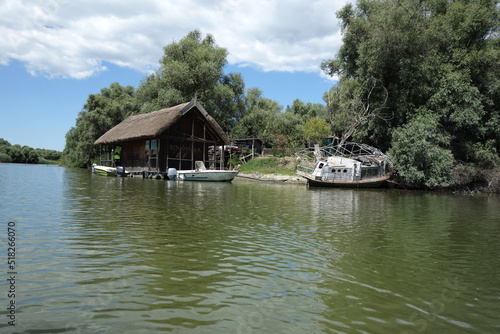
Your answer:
177,161 -> 238,182
92,164 -> 129,177
295,142 -> 392,188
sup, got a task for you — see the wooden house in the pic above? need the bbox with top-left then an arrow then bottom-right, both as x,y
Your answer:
94,99 -> 229,175
234,138 -> 263,155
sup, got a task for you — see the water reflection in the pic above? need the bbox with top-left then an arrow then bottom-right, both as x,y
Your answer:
1,164 -> 499,333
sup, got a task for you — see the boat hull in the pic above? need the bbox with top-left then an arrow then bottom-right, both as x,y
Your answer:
297,171 -> 390,188
92,165 -> 129,177
177,170 -> 238,182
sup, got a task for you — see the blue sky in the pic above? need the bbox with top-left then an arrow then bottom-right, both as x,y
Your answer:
0,0 -> 346,152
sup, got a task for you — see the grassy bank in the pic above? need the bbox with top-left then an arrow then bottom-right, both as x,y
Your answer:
236,157 -> 298,175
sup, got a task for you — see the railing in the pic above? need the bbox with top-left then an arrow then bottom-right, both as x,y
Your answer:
296,165 -> 314,174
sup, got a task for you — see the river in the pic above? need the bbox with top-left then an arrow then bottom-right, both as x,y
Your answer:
0,163 -> 499,333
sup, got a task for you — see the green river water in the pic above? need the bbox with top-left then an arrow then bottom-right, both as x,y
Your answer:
0,163 -> 499,333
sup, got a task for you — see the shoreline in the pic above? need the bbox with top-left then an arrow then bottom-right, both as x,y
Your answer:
236,172 -> 499,194
235,172 -> 306,184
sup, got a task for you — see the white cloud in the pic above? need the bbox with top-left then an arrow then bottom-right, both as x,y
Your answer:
0,0 -> 347,79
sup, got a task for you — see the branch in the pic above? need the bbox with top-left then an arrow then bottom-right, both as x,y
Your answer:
338,80 -> 389,147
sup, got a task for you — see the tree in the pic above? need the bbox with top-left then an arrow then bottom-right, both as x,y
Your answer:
322,0 -> 500,187
273,111 -> 305,149
230,87 -> 282,146
35,149 -> 62,161
323,78 -> 389,148
136,30 -> 245,132
286,99 -> 327,122
0,139 -> 12,163
25,146 -> 39,164
303,118 -> 331,146
8,145 -> 24,163
62,83 -> 140,167
390,110 -> 454,188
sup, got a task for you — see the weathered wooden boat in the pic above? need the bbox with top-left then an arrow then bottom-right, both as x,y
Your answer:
91,164 -> 129,177
177,161 -> 238,182
296,142 -> 392,188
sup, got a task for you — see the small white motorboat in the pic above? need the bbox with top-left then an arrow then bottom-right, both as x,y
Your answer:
177,161 -> 238,182
91,164 -> 129,177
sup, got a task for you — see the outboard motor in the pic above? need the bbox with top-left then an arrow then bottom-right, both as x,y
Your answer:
167,168 -> 178,180
116,166 -> 126,177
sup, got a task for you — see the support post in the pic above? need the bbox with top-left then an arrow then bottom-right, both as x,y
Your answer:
191,113 -> 195,170
220,145 -> 224,170
252,138 -> 255,159
203,124 -> 206,165
157,138 -> 160,174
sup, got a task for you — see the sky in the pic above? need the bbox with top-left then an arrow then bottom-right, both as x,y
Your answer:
0,0 -> 348,152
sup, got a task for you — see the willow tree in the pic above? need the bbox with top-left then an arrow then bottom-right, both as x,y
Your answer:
324,78 -> 389,148
230,87 -> 282,146
322,0 -> 500,188
62,83 -> 140,167
136,30 -> 246,132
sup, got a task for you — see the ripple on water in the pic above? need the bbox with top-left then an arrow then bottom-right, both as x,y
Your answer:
0,165 -> 499,333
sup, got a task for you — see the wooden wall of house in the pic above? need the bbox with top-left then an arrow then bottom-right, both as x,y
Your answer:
120,140 -> 147,169
164,138 -> 207,170
162,109 -> 222,170
111,108 -> 226,173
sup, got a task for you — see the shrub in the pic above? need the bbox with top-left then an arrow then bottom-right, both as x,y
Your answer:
0,152 -> 12,163
390,110 -> 454,188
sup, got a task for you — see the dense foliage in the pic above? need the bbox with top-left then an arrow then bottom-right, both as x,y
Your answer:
322,0 -> 500,189
0,138 -> 61,164
62,83 -> 140,167
63,31 -> 326,167
230,90 -> 326,151
302,118 -> 331,145
135,30 -> 246,132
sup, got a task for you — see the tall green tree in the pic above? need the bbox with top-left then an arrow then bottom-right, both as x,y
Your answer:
285,99 -> 327,122
303,118 -> 331,146
62,83 -> 140,167
136,30 -> 246,132
322,0 -> 500,188
230,87 -> 282,146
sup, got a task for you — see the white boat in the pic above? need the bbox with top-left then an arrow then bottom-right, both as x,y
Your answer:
296,142 -> 392,188
177,161 -> 238,182
91,164 -> 129,177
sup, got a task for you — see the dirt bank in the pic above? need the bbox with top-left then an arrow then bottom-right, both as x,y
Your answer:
235,172 -> 306,184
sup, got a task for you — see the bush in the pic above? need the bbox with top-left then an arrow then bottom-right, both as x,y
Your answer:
451,164 -> 500,192
0,152 -> 12,163
390,110 -> 454,188
228,155 -> 241,169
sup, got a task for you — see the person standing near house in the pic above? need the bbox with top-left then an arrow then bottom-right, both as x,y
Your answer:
114,149 -> 120,166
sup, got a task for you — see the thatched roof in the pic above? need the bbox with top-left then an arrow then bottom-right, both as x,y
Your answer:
94,100 -> 228,145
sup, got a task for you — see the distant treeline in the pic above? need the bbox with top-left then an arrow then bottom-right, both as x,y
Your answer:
0,138 -> 62,164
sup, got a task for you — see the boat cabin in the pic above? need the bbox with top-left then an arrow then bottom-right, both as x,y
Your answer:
295,141 -> 392,187
312,156 -> 384,182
